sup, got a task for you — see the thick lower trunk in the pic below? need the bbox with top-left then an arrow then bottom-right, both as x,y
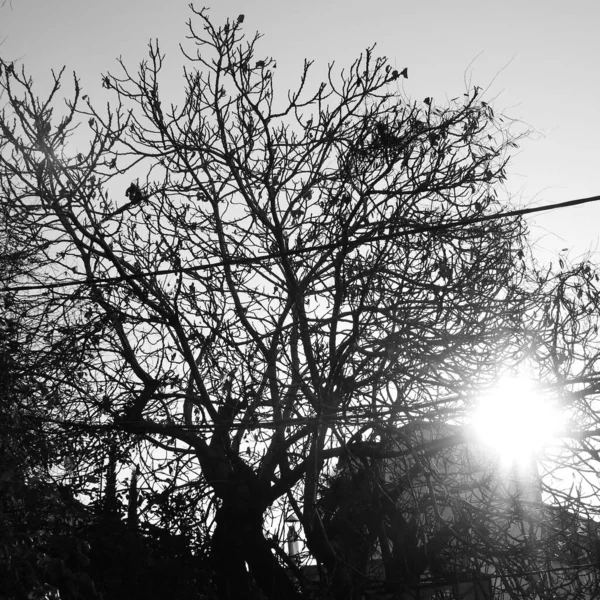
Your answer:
211,514 -> 252,598
210,489 -> 303,600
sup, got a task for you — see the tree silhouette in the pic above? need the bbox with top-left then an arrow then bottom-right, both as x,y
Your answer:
2,8 -> 600,599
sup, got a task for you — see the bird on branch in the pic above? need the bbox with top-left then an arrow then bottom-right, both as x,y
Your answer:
107,182 -> 149,217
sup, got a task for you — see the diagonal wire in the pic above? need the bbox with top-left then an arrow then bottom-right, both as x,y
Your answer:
4,193 -> 600,293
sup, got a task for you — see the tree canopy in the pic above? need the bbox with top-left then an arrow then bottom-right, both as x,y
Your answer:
2,8 -> 600,600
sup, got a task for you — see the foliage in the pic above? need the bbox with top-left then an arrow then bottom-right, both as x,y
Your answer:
0,179 -> 209,600
0,206 -> 98,599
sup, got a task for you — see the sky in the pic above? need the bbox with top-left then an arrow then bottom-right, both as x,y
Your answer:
2,0 -> 599,261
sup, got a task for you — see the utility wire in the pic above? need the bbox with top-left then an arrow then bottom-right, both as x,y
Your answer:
4,192 -> 600,293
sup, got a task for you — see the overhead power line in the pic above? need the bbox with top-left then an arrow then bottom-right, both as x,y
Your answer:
4,192 -> 600,293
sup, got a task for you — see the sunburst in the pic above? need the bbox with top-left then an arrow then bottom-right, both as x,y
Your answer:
471,375 -> 563,466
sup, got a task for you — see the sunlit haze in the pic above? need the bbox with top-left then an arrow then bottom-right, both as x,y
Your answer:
472,375 -> 564,467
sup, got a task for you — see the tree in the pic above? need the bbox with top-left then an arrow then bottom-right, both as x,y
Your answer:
0,207 -> 211,599
0,80 -> 208,600
0,192 -> 104,599
2,8 -> 600,599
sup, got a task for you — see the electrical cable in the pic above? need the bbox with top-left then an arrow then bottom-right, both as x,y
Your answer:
4,192 -> 600,293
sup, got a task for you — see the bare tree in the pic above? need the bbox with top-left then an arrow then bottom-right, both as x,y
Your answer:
2,8 -> 600,599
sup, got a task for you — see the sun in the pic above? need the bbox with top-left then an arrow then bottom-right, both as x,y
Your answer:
471,375 -> 564,466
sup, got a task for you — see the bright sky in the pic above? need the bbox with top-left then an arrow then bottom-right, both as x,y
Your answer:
2,0 -> 599,260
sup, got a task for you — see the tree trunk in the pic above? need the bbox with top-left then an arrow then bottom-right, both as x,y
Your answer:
208,461 -> 303,600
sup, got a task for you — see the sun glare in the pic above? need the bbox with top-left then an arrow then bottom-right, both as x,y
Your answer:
471,376 -> 564,466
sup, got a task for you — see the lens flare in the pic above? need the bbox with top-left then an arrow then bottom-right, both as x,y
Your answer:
472,376 -> 563,466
